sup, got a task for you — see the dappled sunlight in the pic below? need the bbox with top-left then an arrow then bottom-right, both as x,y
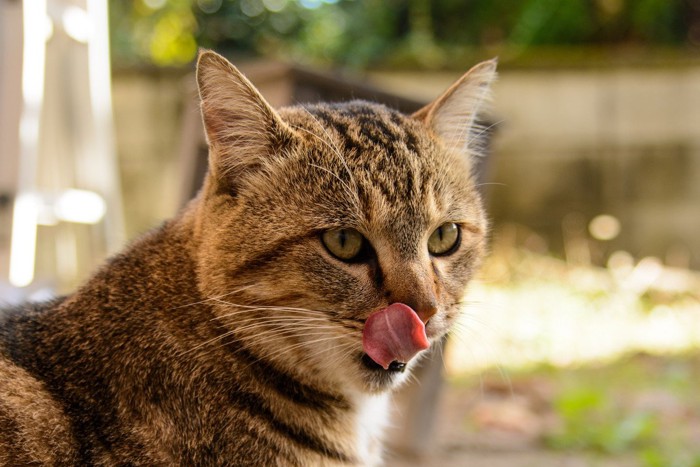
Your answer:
428,227 -> 700,466
446,228 -> 700,376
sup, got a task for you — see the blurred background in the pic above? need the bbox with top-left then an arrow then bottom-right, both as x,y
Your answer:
1,0 -> 700,465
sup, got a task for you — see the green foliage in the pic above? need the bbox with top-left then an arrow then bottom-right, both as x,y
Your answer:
111,0 -> 199,66
535,354 -> 700,465
546,387 -> 659,453
639,448 -> 700,467
110,0 -> 695,68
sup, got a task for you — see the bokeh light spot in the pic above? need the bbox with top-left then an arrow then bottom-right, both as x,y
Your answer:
262,0 -> 288,13
197,0 -> 223,14
241,0 -> 266,17
589,214 -> 621,241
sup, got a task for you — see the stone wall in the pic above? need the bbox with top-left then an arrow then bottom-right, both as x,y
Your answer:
112,69 -> 190,237
369,66 -> 700,268
111,64 -> 700,269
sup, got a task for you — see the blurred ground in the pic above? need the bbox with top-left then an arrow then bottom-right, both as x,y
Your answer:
387,234 -> 700,467
388,352 -> 700,467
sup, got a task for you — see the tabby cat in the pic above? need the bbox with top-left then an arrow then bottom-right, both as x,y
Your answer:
0,50 -> 496,466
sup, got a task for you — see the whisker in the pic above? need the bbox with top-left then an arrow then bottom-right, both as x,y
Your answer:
182,321 -> 344,360
234,334 -> 352,374
295,340 -> 357,368
299,108 -> 358,189
215,313 -> 335,326
307,163 -> 359,206
210,300 -> 364,326
211,299 -> 334,316
232,320 -> 344,336
469,119 -> 503,152
170,284 -> 257,311
181,329 -> 238,356
211,306 -> 330,321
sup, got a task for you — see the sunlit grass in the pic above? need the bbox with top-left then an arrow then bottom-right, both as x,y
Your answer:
438,353 -> 700,467
433,230 -> 700,465
446,228 -> 700,375
541,353 -> 700,463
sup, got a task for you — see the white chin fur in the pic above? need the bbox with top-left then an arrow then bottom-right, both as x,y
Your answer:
354,392 -> 390,466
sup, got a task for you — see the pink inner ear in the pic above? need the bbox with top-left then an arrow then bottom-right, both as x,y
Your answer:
362,303 -> 430,370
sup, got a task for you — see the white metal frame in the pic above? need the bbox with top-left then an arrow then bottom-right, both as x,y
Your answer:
4,0 -> 123,291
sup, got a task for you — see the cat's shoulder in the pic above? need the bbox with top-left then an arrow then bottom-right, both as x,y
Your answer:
0,299 -> 77,465
0,297 -> 66,337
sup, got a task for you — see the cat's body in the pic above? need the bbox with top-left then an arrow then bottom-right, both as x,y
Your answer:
0,51 -> 496,465
0,219 -> 387,465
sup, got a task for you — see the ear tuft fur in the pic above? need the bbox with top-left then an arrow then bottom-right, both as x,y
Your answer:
413,58 -> 497,158
196,50 -> 293,182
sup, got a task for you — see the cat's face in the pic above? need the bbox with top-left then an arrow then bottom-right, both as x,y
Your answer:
194,51 -> 495,394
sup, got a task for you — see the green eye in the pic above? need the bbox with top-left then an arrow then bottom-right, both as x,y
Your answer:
321,228 -> 365,261
428,222 -> 460,256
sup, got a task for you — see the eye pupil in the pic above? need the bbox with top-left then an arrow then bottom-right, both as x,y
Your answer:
321,228 -> 365,261
428,222 -> 460,256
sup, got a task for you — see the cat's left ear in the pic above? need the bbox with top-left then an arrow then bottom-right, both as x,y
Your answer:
196,49 -> 295,183
412,58 -> 497,156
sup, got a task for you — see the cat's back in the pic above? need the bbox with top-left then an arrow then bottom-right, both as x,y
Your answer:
0,300 -> 79,465
0,222 -> 203,466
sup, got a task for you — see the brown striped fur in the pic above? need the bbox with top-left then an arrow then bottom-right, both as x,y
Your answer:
0,50 -> 496,465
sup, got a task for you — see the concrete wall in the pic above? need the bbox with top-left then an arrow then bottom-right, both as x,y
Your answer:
369,66 -> 700,268
111,69 -> 190,237
110,64 -> 700,268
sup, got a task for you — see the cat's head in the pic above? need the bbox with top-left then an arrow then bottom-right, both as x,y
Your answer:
193,50 -> 495,394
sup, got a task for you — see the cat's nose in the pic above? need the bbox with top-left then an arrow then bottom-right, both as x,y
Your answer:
393,295 -> 437,324
410,299 -> 438,325
384,264 -> 439,325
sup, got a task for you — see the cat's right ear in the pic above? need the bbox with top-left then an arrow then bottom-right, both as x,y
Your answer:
196,50 -> 294,185
412,58 -> 497,157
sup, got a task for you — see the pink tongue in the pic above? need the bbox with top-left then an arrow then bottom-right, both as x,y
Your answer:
362,303 -> 430,370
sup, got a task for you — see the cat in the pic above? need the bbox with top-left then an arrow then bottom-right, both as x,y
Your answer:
0,50 -> 496,466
